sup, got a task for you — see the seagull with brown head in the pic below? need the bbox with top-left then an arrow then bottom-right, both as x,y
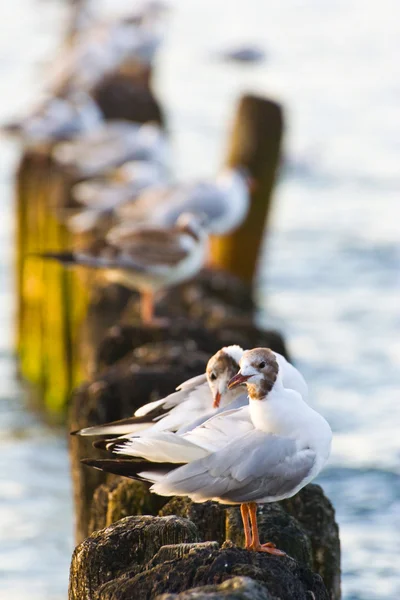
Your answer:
37,212 -> 208,325
73,345 -> 246,440
228,347 -> 279,400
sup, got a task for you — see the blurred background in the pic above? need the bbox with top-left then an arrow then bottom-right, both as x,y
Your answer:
0,1 -> 399,599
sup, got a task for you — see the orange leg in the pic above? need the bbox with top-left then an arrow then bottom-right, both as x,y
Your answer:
247,502 -> 286,556
240,503 -> 252,549
140,290 -> 154,324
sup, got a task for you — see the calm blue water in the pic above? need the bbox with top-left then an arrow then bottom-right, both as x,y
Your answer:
0,2 -> 399,599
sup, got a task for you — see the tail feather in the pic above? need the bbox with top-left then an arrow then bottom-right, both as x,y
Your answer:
81,458 -> 179,482
109,431 -> 208,463
30,251 -> 118,270
30,251 -> 77,265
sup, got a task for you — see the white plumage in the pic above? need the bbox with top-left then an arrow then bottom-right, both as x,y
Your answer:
53,121 -> 168,178
112,167 -> 250,235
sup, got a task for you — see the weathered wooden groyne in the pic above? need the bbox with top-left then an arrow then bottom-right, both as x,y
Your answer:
12,3 -> 341,599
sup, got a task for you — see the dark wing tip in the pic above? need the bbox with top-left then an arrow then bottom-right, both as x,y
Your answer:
80,457 -> 146,479
80,458 -> 182,480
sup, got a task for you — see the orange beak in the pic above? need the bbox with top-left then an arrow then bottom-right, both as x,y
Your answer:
212,391 -> 222,409
228,372 -> 250,390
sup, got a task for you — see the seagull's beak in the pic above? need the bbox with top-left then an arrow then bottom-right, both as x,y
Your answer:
228,372 -> 250,390
212,391 -> 221,409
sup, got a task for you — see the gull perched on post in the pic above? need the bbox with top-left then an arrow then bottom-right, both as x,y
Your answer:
53,121 -> 167,179
104,166 -> 251,235
82,348 -> 331,555
66,166 -> 251,236
1,92 -> 103,145
40,212 -> 208,324
68,161 -> 165,234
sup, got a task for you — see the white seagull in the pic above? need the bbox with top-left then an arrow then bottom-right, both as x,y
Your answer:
69,0 -> 169,39
74,345 -> 246,438
53,121 -> 167,179
107,166 -> 251,236
83,348 -> 330,554
1,92 -> 103,144
40,212 -> 208,324
48,11 -> 165,95
69,161 -> 165,234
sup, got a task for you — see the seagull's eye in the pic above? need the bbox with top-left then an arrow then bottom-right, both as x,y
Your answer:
209,372 -> 217,381
258,361 -> 266,369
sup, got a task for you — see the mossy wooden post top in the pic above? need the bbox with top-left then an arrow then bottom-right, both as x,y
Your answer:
210,94 -> 284,285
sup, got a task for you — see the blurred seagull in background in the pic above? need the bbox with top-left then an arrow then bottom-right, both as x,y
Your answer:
1,92 -> 103,144
2,1 -> 169,143
49,1 -> 167,95
53,121 -> 168,178
82,347 -> 331,555
79,166 -> 252,239
39,212 -> 208,324
69,161 -> 165,233
115,166 -> 251,234
69,0 -> 169,39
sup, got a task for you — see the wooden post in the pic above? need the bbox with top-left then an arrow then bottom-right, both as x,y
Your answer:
15,152 -> 90,417
209,95 -> 284,284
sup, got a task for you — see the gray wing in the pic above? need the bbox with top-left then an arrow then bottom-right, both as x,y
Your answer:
176,393 -> 248,435
161,430 -> 316,503
176,373 -> 208,393
106,227 -> 190,270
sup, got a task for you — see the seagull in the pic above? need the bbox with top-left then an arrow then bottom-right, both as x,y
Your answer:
73,345 -> 245,438
39,212 -> 208,324
1,92 -> 103,144
110,167 -> 251,235
82,347 -> 331,554
69,0 -> 169,38
53,121 -> 167,178
48,12 -> 165,95
68,161 -> 165,233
